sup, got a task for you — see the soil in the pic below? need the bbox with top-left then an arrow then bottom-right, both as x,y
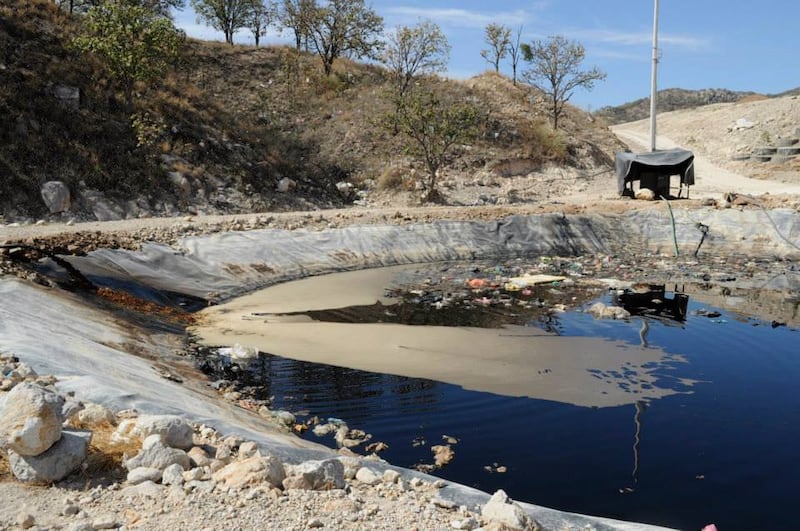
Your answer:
1,105 -> 799,530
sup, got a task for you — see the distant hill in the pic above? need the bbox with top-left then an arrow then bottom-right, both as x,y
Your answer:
595,88 -> 758,125
773,87 -> 800,98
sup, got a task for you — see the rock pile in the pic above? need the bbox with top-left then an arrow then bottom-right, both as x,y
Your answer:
1,352 -> 542,530
0,356 -> 90,484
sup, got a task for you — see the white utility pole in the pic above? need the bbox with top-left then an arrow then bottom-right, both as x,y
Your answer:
649,0 -> 659,152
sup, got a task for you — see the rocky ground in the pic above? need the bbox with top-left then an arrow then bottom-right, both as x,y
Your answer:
0,356 -> 533,531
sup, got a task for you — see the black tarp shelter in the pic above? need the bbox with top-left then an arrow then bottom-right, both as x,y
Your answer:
616,148 -> 695,197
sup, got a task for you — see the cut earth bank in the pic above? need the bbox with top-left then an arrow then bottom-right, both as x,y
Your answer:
2,202 -> 799,530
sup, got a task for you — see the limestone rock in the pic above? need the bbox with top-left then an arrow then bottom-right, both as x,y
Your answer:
0,382 -> 66,456
92,514 -> 119,530
355,467 -> 381,486
282,475 -> 312,490
161,462 -> 185,486
212,455 -> 286,489
9,430 -> 92,483
7,363 -> 37,381
481,489 -> 539,531
182,467 -> 204,482
451,517 -> 479,530
76,403 -> 117,427
110,418 -> 137,446
124,434 -> 190,471
127,466 -> 163,485
40,181 -> 71,214
132,415 -> 194,450
382,469 -> 401,484
337,456 -> 360,480
121,480 -> 164,499
285,459 -> 344,490
187,446 -> 211,467
274,410 -> 296,426
238,440 -> 260,459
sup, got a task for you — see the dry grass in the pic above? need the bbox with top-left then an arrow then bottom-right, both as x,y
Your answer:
0,450 -> 10,480
377,166 -> 406,191
68,420 -> 142,476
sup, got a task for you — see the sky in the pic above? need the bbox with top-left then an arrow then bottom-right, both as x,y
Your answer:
173,0 -> 800,110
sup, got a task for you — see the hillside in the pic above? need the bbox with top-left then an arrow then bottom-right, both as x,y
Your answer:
0,0 -> 622,222
595,88 -> 757,125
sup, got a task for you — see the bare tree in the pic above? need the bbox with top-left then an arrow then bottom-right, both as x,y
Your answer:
279,0 -> 316,50
306,0 -> 383,76
480,23 -> 510,73
247,0 -> 275,46
521,35 -> 606,129
191,0 -> 255,44
507,25 -> 523,85
383,20 -> 449,99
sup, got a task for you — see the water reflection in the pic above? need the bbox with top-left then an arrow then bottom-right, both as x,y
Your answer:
193,270 -> 695,408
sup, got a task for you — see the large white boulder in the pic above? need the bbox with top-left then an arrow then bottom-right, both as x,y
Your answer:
0,382 -> 66,456
8,430 -> 92,484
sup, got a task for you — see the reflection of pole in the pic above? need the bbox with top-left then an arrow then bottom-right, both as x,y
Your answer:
649,0 -> 659,152
639,318 -> 650,348
632,401 -> 647,483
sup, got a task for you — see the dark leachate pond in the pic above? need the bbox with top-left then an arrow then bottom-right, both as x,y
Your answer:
200,281 -> 799,531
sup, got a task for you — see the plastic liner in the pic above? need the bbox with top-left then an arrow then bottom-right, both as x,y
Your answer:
62,209 -> 800,304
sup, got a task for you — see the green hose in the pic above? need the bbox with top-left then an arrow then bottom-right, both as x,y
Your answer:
660,195 -> 679,257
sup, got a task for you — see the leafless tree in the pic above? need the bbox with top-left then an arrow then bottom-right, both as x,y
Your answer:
507,25 -> 523,85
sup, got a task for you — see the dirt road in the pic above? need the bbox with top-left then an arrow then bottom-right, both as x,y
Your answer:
612,125 -> 800,197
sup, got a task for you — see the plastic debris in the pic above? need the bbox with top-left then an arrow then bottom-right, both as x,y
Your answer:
507,274 -> 566,288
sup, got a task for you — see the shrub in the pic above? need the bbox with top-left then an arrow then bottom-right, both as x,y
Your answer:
377,166 -> 406,190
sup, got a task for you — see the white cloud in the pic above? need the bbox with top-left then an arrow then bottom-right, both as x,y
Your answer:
384,6 -> 535,30
578,29 -> 710,51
